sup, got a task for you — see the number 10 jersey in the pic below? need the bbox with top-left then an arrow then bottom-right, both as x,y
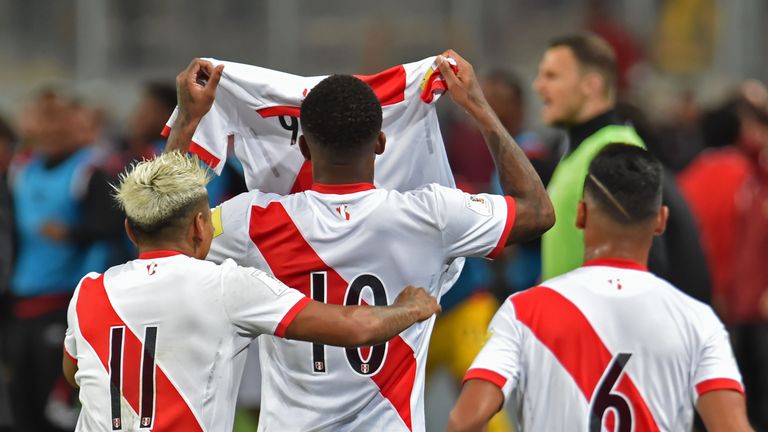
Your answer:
208,182 -> 516,431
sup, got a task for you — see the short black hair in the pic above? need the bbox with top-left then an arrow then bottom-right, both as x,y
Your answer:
585,144 -> 662,224
483,68 -> 524,105
550,33 -> 617,95
300,75 -> 382,158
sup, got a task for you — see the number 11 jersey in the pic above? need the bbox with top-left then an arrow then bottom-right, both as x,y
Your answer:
208,182 -> 515,431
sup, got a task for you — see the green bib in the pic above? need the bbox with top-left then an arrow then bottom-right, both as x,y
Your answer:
541,125 -> 645,280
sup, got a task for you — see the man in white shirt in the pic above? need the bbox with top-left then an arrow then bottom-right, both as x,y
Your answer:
165,51 -> 554,431
61,151 -> 440,431
448,144 -> 751,432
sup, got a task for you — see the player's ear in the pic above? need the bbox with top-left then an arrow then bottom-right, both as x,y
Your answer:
580,71 -> 602,98
654,205 -> 669,236
576,200 -> 587,230
298,135 -> 311,161
374,131 -> 386,155
124,219 -> 138,248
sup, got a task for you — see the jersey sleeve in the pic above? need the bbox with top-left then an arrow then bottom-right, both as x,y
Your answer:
462,299 -> 522,403
220,263 -> 311,338
207,192 -> 256,265
421,184 -> 516,259
691,315 -> 744,403
63,285 -> 82,364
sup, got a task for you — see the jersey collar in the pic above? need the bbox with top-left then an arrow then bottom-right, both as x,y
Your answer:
138,250 -> 186,259
582,257 -> 648,272
310,182 -> 376,194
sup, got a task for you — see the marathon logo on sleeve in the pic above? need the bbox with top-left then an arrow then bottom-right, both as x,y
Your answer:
465,195 -> 493,217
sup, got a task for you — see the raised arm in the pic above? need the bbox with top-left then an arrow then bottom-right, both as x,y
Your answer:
697,390 -> 753,432
437,50 -> 554,244
164,58 -> 224,153
285,286 -> 441,347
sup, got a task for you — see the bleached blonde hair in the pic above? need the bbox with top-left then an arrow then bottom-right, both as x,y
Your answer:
114,151 -> 212,230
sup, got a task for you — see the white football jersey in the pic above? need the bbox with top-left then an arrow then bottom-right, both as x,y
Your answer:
63,251 -> 309,432
208,183 -> 516,431
162,56 -> 456,195
466,258 -> 744,432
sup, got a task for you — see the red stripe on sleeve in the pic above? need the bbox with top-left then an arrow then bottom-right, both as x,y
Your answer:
161,125 -> 171,138
189,141 -> 221,169
463,368 -> 508,389
487,196 -> 517,259
354,65 -> 407,107
249,202 -> 416,430
76,275 -> 203,431
274,297 -> 312,338
696,378 -> 745,396
256,106 -> 302,118
511,287 -> 660,431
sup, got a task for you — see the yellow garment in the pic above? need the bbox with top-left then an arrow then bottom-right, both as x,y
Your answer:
427,292 -> 513,432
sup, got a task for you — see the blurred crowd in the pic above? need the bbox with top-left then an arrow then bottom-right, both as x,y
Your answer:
0,27 -> 767,432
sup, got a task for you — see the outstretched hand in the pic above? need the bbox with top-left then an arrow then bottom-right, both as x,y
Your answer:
394,285 -> 442,322
175,58 -> 224,123
435,49 -> 489,116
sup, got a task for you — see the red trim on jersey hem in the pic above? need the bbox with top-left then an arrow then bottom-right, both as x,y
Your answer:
138,250 -> 186,259
463,368 -> 507,389
582,257 -> 649,272
696,378 -> 745,396
63,345 -> 77,365
487,196 -> 516,259
274,297 -> 312,338
310,182 -> 376,194
189,141 -> 221,169
161,125 -> 171,138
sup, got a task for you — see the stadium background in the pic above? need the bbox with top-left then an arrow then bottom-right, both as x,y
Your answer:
0,0 -> 767,431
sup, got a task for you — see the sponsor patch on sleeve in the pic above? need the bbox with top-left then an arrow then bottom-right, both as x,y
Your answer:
251,270 -> 287,296
212,207 -> 223,238
465,194 -> 493,217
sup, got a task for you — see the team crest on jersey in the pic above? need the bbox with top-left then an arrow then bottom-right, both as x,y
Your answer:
141,417 -> 152,427
113,418 -> 121,429
465,195 -> 493,217
336,204 -> 351,221
360,363 -> 370,374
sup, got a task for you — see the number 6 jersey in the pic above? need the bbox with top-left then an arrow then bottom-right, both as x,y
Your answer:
465,258 -> 743,432
208,183 -> 516,431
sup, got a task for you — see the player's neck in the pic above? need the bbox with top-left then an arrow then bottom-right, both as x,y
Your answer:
311,159 -> 374,185
583,241 -> 650,268
135,242 -> 196,259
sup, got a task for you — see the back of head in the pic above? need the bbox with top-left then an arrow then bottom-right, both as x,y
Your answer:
300,75 -> 382,160
585,144 -> 662,225
550,33 -> 617,98
114,151 -> 211,242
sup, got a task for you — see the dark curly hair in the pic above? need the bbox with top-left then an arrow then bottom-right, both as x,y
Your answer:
300,75 -> 382,158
